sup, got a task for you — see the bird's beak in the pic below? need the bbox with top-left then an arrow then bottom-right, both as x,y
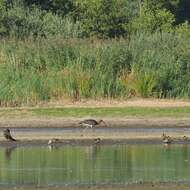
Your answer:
102,121 -> 108,127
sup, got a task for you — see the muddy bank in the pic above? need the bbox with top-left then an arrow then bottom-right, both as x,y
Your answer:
0,125 -> 190,141
0,138 -> 164,147
0,117 -> 190,128
0,124 -> 190,142
1,136 -> 190,147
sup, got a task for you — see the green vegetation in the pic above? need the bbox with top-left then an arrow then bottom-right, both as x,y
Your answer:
1,106 -> 190,118
0,0 -> 190,106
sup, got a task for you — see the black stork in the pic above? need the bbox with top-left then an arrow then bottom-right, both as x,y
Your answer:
79,119 -> 107,129
3,129 -> 16,141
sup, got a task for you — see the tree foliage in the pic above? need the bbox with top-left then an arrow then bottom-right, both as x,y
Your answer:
0,0 -> 190,38
73,0 -> 139,38
130,1 -> 175,33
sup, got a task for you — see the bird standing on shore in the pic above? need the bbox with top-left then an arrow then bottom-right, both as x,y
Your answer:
3,129 -> 16,141
162,133 -> 172,144
94,138 -> 101,144
183,136 -> 189,141
48,138 -> 60,145
79,119 -> 107,129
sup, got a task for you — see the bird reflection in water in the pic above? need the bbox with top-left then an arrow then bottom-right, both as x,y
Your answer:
48,144 -> 60,151
84,144 -> 101,160
4,146 -> 16,162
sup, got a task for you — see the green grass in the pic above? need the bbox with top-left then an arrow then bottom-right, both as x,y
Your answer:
0,106 -> 190,118
1,32 -> 190,107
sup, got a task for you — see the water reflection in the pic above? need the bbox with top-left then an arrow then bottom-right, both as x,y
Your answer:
0,144 -> 190,187
48,145 -> 60,151
84,145 -> 101,160
4,146 -> 16,162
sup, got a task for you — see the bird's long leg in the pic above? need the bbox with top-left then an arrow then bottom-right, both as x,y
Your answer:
92,125 -> 95,134
82,125 -> 90,134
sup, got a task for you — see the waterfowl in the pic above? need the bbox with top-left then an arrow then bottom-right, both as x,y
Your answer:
79,119 -> 107,129
3,129 -> 16,141
94,138 -> 101,144
183,136 -> 188,141
48,138 -> 60,145
162,133 -> 172,144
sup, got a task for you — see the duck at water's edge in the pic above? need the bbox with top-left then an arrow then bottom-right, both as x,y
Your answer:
162,133 -> 172,144
94,138 -> 101,144
48,138 -> 60,145
183,136 -> 189,141
3,129 -> 16,141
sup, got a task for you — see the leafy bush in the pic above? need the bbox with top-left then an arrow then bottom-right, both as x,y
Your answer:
0,1 -> 81,39
73,0 -> 139,38
175,21 -> 190,38
129,31 -> 190,98
130,2 -> 175,33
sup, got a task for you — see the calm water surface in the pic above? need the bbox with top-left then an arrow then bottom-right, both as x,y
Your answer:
0,144 -> 190,187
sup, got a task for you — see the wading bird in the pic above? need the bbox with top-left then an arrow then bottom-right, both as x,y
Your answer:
48,138 -> 60,145
3,129 -> 16,141
79,119 -> 107,129
162,133 -> 172,144
94,138 -> 101,144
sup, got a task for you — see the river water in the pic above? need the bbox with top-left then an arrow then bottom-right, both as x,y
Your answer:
0,143 -> 190,187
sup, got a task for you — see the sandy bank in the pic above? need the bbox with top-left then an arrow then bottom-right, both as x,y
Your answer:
0,117 -> 190,142
0,117 -> 190,128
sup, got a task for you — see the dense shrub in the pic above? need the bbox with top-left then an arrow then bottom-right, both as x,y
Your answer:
0,31 -> 190,105
129,1 -> 175,34
129,32 -> 190,98
0,1 -> 81,38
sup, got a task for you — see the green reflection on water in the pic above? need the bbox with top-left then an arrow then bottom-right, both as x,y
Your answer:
0,144 -> 190,186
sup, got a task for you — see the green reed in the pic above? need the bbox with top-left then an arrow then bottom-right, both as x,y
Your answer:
0,32 -> 190,106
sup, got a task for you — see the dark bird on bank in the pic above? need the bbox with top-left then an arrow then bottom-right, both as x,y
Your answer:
79,119 -> 107,129
162,133 -> 172,144
3,129 -> 16,141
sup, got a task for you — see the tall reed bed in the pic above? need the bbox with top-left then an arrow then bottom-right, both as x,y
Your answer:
0,32 -> 190,106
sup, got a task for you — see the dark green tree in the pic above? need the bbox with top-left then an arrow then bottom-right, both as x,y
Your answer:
15,0 -> 74,16
130,0 -> 175,33
73,0 -> 139,38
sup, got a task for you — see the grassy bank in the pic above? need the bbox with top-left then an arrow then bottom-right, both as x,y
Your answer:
1,106 -> 190,119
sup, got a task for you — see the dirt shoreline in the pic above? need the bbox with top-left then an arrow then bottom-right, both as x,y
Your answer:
0,99 -> 190,128
0,99 -> 190,142
1,138 -> 190,147
0,117 -> 190,128
0,117 -> 190,143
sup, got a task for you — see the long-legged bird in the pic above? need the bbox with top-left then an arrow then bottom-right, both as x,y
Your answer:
79,119 -> 107,129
